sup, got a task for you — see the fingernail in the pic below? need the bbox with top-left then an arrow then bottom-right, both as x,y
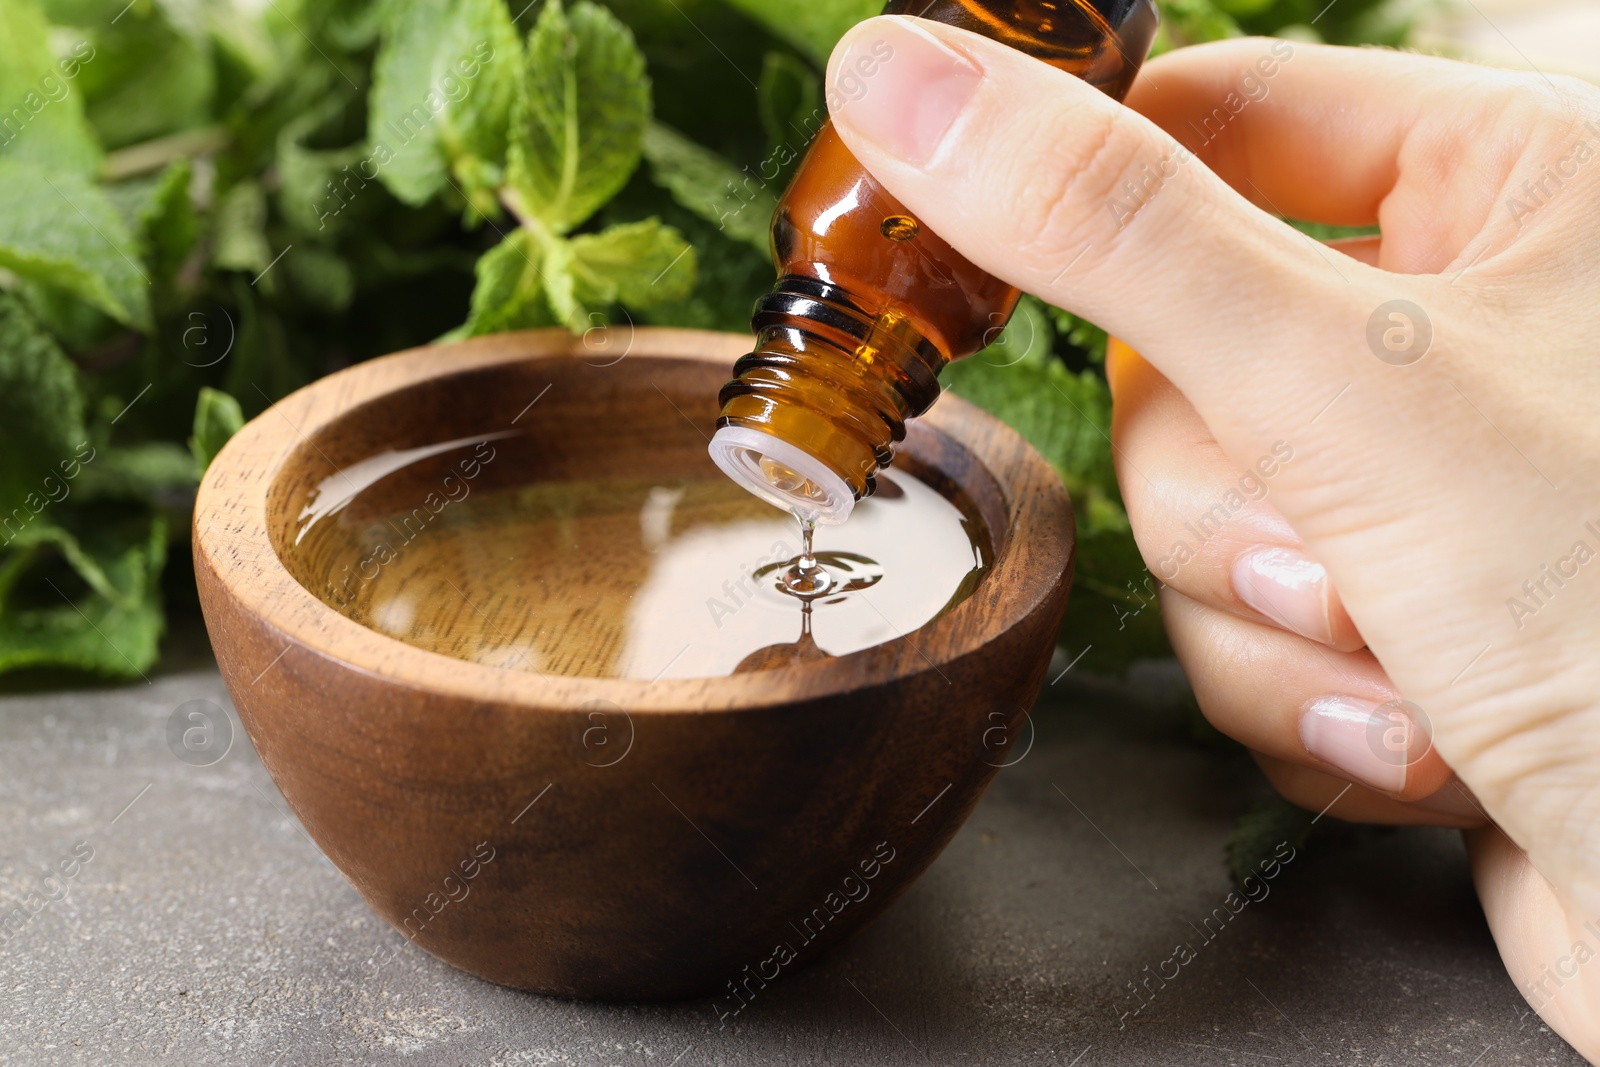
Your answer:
1233,546 -> 1334,646
1299,696 -> 1417,795
831,19 -> 983,165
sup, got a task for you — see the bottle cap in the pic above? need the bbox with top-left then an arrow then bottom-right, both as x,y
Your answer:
708,425 -> 856,525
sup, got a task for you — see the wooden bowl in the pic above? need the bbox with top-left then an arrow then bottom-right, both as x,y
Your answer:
193,328 -> 1074,1001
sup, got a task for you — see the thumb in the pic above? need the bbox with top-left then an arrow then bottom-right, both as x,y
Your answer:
825,16 -> 1393,448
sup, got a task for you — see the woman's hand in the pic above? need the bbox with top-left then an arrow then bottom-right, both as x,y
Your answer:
824,18 -> 1600,1059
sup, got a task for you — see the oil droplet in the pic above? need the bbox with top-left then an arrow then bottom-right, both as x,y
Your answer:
764,550 -> 885,602
880,215 -> 920,242
781,517 -> 833,596
781,556 -> 834,597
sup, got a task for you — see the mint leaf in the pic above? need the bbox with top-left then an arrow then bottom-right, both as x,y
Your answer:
541,236 -> 581,332
73,4 -> 215,150
943,338 -> 1116,510
38,0 -> 137,21
1291,219 -> 1380,243
76,443 -> 196,503
274,93 -> 370,236
1214,0 -> 1277,14
319,0 -> 402,52
370,0 -> 520,212
107,159 -> 198,287
453,228 -> 553,338
758,50 -> 822,153
9,517 -> 133,609
1044,305 -> 1110,364
142,159 -> 199,284
1059,518 -> 1171,675
0,514 -> 166,679
571,218 -> 696,309
606,193 -> 771,333
0,293 -> 88,515
642,122 -> 776,254
190,387 -> 244,475
524,219 -> 699,334
0,0 -> 101,176
284,245 -> 355,314
1155,0 -> 1241,50
971,295 -> 1053,369
506,0 -> 650,234
15,280 -> 117,353
220,277 -> 309,407
0,160 -> 152,330
719,0 -> 880,67
943,335 -> 1171,673
210,180 -> 272,277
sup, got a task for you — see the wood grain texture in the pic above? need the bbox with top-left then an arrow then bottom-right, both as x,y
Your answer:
193,327 -> 1075,999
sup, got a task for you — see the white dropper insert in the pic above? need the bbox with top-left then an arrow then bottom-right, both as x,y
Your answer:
708,425 -> 855,525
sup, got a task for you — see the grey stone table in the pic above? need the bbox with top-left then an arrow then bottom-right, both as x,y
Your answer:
0,625 -> 1583,1066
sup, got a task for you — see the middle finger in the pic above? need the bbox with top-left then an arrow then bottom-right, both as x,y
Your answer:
1108,339 -> 1366,653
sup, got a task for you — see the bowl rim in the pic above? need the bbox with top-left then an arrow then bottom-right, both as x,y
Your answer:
193,327 -> 1075,713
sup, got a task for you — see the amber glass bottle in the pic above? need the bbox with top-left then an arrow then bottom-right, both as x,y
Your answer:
709,0 -> 1159,524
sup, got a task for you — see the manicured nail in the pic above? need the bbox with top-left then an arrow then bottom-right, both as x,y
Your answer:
831,19 -> 983,165
1233,546 -> 1334,646
1299,696 -> 1424,795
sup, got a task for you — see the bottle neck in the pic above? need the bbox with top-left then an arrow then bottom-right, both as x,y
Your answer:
715,275 -> 945,510
710,0 -> 1159,520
